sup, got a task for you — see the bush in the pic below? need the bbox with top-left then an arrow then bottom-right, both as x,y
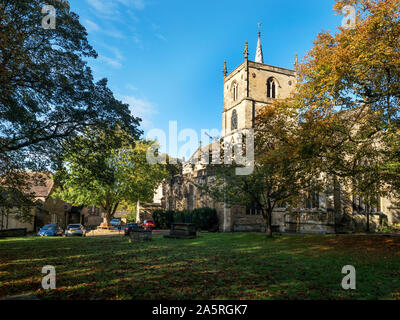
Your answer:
173,210 -> 186,224
152,208 -> 219,231
152,210 -> 174,229
189,208 -> 219,231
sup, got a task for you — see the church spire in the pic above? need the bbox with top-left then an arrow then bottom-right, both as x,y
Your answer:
255,23 -> 264,64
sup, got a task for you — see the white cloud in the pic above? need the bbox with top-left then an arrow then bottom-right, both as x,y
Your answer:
125,84 -> 138,91
91,42 -> 125,70
103,45 -> 124,61
104,29 -> 125,39
98,55 -> 122,68
155,33 -> 167,42
132,33 -> 143,48
115,0 -> 146,10
132,0 -> 146,10
83,19 -> 125,39
84,19 -> 100,32
87,0 -> 117,15
88,0 -> 146,16
120,95 -> 157,129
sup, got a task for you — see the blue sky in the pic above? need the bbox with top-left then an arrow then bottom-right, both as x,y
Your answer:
69,0 -> 343,152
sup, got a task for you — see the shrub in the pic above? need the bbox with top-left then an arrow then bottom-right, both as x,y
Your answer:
190,208 -> 219,231
152,210 -> 174,229
172,210 -> 186,224
153,208 -> 219,231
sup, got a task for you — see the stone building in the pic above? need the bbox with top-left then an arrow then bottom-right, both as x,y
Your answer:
0,172 -> 103,231
158,29 -> 400,234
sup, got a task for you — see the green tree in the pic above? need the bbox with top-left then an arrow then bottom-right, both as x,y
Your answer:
53,127 -> 168,227
0,0 -> 141,186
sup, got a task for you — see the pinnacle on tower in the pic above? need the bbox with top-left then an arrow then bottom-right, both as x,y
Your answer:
244,41 -> 249,60
255,23 -> 264,64
223,60 -> 227,77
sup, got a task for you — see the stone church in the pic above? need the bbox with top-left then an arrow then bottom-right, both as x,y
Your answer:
156,29 -> 400,234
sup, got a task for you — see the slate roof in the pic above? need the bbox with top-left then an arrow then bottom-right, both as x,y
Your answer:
1,172 -> 54,201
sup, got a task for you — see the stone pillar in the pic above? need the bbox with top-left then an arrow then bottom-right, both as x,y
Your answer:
136,200 -> 141,223
222,202 -> 233,232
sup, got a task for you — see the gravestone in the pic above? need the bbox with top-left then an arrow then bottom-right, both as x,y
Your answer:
129,229 -> 152,242
164,223 -> 197,239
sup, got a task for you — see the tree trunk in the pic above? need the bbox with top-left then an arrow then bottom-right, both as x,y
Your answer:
106,211 -> 114,225
264,208 -> 273,238
100,211 -> 113,229
100,202 -> 119,229
366,210 -> 370,233
333,175 -> 341,234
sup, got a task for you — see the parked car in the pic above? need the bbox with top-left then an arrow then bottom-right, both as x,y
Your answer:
110,218 -> 121,227
124,223 -> 139,236
37,224 -> 64,237
64,224 -> 86,237
143,220 -> 156,230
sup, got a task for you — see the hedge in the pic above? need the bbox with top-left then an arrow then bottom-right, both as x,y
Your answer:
152,208 -> 219,231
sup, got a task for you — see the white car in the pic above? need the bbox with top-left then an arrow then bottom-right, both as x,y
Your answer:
64,224 -> 86,237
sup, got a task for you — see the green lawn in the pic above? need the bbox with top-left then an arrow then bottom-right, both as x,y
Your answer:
0,233 -> 399,300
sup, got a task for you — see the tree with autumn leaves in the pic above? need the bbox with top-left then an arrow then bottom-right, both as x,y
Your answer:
201,105 -> 305,237
204,0 -> 400,236
293,0 -> 400,230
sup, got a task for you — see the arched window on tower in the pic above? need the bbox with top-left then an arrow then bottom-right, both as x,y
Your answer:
231,109 -> 238,131
267,78 -> 276,99
232,82 -> 238,101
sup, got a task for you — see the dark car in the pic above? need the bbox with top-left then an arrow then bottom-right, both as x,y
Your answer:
143,220 -> 156,230
37,224 -> 64,237
124,223 -> 139,236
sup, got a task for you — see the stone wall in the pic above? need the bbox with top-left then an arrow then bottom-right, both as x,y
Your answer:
42,197 -> 67,225
381,198 -> 400,225
230,208 -> 336,234
337,213 -> 384,233
81,206 -> 103,227
248,62 -> 296,101
282,210 -> 335,234
137,203 -> 162,224
0,208 -> 35,232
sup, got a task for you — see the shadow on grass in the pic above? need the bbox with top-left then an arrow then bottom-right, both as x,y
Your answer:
0,234 -> 400,300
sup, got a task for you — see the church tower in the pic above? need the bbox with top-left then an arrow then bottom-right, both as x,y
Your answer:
222,25 -> 297,139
